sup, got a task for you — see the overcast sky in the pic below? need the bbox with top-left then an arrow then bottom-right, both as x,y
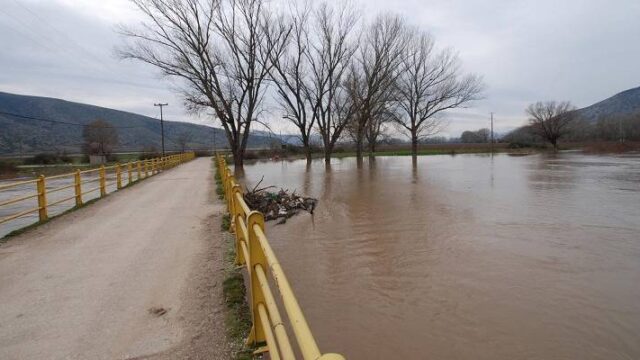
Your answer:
1,0 -> 639,137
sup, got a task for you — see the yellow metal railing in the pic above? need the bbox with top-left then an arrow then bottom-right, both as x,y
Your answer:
216,155 -> 344,360
0,152 -> 196,230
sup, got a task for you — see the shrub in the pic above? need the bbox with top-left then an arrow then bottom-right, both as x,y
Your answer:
0,160 -> 18,175
25,153 -> 72,165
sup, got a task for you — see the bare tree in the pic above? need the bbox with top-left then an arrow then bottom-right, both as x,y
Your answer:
176,131 -> 193,152
118,0 -> 290,168
526,101 -> 576,149
306,3 -> 359,164
349,15 -> 409,161
395,30 -> 483,158
83,119 -> 118,157
364,106 -> 395,155
267,5 -> 316,163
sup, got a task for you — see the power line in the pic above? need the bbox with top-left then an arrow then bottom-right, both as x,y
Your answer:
0,110 -> 146,129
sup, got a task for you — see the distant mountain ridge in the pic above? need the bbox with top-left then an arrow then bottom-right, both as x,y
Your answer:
0,92 -> 278,155
575,86 -> 640,122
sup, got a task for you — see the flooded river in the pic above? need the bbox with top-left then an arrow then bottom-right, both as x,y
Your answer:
239,153 -> 640,359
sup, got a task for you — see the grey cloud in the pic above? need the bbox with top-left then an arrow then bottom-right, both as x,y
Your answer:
1,0 -> 639,138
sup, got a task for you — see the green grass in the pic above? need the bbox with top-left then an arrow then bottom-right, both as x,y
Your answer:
215,158 -> 255,360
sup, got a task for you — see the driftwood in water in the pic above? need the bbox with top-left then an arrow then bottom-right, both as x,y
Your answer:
243,177 -> 317,224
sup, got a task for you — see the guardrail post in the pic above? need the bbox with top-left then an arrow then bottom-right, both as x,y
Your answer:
136,161 -> 141,181
144,160 -> 149,178
74,170 -> 82,206
99,165 -> 106,197
127,163 -> 133,185
36,175 -> 48,221
247,211 -> 268,345
231,185 -> 244,263
116,164 -> 122,189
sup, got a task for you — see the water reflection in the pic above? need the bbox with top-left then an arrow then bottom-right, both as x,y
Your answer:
241,153 -> 640,359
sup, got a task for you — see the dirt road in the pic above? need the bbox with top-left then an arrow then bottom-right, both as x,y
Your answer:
0,157 -> 230,359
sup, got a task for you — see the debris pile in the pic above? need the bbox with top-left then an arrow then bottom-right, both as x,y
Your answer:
243,177 -> 317,224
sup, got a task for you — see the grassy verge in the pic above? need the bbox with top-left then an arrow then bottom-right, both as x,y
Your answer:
215,158 -> 254,360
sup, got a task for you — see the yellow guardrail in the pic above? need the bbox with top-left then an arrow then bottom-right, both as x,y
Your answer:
0,152 -> 196,229
216,155 -> 344,360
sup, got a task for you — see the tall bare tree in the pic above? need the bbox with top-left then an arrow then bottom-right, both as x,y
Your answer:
526,101 -> 576,149
395,30 -> 483,158
307,3 -> 359,164
267,5 -> 315,162
364,106 -> 395,155
83,119 -> 118,157
176,131 -> 193,152
349,15 -> 409,161
118,0 -> 290,168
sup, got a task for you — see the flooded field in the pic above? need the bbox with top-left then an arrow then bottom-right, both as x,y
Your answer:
239,153 -> 640,359
0,173 -> 123,238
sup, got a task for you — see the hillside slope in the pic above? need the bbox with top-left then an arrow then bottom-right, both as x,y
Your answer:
575,86 -> 640,122
0,92 -> 277,155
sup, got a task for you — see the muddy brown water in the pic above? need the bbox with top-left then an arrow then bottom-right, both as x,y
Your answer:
238,152 -> 640,360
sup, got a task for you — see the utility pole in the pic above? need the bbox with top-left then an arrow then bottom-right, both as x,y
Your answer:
213,126 -> 217,153
490,112 -> 494,153
154,103 -> 168,156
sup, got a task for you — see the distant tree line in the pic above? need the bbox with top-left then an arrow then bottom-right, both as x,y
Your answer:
502,102 -> 640,149
119,0 -> 483,168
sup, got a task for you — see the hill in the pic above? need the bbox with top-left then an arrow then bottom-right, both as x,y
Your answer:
0,92 -> 279,155
575,86 -> 640,122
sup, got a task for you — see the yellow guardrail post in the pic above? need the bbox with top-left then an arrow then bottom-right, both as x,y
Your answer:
99,165 -> 106,197
231,185 -> 244,263
74,170 -> 82,206
116,164 -> 122,189
247,211 -> 267,345
36,175 -> 48,221
0,153 -> 193,231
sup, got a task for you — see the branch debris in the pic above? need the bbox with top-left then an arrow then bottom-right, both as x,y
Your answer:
244,181 -> 317,224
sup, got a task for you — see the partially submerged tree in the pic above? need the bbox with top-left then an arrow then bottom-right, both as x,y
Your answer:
83,119 -> 118,157
119,0 -> 290,168
394,30 -> 483,158
526,101 -> 576,149
307,3 -> 359,164
267,5 -> 315,162
349,15 -> 408,161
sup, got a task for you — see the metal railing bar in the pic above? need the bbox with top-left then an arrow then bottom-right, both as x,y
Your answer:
46,173 -> 77,180
257,303 -> 282,360
0,178 -> 38,191
253,224 -> 322,360
47,183 -> 75,194
0,192 -> 38,207
81,187 -> 100,196
255,263 -> 296,360
47,195 -> 76,207
0,207 -> 39,225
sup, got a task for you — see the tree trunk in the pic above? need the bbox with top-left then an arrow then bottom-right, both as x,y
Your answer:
233,144 -> 244,168
411,131 -> 418,157
304,144 -> 312,164
355,140 -> 363,161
